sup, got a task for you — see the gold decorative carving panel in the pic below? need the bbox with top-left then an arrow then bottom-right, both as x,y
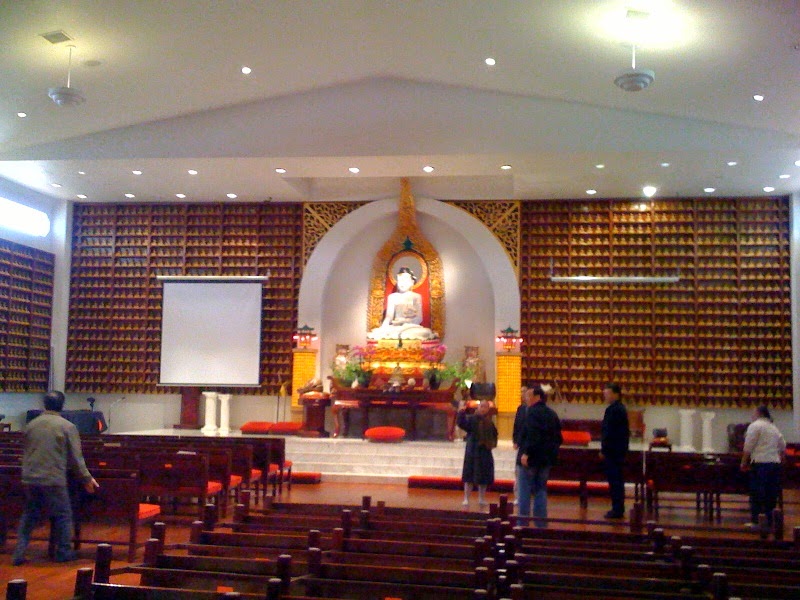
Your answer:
446,200 -> 520,277
303,202 -> 368,265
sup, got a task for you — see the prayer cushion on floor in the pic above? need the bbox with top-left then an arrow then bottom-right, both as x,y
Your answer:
364,426 -> 406,443
561,430 -> 592,446
269,421 -> 304,435
240,421 -> 274,433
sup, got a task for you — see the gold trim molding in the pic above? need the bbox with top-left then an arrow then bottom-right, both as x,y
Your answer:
303,201 -> 368,266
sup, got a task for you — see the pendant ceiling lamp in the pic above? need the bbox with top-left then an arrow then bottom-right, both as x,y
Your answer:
614,45 -> 655,92
48,44 -> 86,106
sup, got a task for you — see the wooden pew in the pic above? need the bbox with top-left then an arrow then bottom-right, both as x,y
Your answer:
0,464 -> 25,548
138,452 -> 222,520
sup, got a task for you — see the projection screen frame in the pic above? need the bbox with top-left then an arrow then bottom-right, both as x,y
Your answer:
157,275 -> 269,387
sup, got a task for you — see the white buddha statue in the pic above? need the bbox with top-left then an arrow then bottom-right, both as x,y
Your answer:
368,267 -> 438,341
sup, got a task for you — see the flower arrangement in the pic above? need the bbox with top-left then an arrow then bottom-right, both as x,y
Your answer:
332,345 -> 374,387
421,343 -> 447,364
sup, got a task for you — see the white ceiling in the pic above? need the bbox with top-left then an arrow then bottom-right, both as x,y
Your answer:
1,0 -> 799,205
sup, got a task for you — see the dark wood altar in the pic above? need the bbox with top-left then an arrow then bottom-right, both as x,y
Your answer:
330,382 -> 457,441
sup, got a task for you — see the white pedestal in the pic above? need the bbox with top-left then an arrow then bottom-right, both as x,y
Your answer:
700,411 -> 715,453
218,393 -> 231,435
201,391 -> 218,434
678,409 -> 697,451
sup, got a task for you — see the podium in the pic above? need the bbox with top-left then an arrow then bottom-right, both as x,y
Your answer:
25,410 -> 107,434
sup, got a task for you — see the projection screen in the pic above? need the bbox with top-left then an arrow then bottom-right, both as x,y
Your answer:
159,280 -> 263,386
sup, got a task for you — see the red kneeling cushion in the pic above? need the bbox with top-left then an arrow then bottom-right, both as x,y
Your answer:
137,503 -> 161,520
364,426 -> 406,443
561,430 -> 592,446
240,421 -> 274,433
269,421 -> 303,435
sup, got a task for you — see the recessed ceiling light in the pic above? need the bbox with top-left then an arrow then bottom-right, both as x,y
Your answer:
77,171 -> 86,175
660,162 -> 670,167
703,187 -> 715,193
275,168 -> 287,174
132,170 -> 142,175
763,186 -> 775,193
124,193 -> 135,198
595,164 -> 605,169
753,94 -> 764,102
187,169 -> 198,175
586,189 -> 597,195
500,164 -> 512,170
76,194 -> 87,199
779,174 -> 790,179
17,112 -> 27,118
726,161 -> 737,166
51,183 -> 62,188
422,165 -> 434,173
642,185 -> 657,198
485,57 -> 496,66
348,167 -> 360,174
241,66 -> 252,75
226,193 -> 237,199
795,160 -> 800,167
175,193 -> 186,199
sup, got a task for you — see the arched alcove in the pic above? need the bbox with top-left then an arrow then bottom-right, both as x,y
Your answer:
298,197 -> 520,382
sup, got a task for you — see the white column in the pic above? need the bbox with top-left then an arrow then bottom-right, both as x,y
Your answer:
700,411 -> 715,453
201,391 -> 218,434
218,393 -> 231,435
678,409 -> 697,451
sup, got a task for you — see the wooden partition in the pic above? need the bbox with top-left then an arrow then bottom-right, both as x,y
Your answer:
66,202 -> 302,395
0,238 -> 53,392
520,197 -> 791,408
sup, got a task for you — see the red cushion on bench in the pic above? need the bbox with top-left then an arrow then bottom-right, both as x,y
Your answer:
229,475 -> 243,488
269,421 -> 303,434
364,426 -> 406,442
206,481 -> 223,495
137,503 -> 161,520
251,468 -> 263,479
240,421 -> 274,433
561,430 -> 592,446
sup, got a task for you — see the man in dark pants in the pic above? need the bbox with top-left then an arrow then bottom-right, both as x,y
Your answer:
600,383 -> 629,519
12,391 -> 98,565
518,386 -> 562,527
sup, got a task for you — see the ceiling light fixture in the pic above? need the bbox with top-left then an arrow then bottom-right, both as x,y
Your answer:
132,170 -> 142,175
175,193 -> 186,199
753,94 -> 764,102
614,45 -> 654,92
795,160 -> 800,167
485,57 -> 496,66
595,164 -> 605,169
187,169 -> 198,175
642,185 -> 657,198
348,167 -> 360,174
586,189 -> 597,195
422,165 -> 434,173
48,44 -> 86,106
124,193 -> 135,198
275,168 -> 287,174
727,161 -> 737,166
76,194 -> 87,199
779,174 -> 790,179
51,183 -> 62,188
703,187 -> 715,193
660,162 -> 670,167
500,165 -> 512,170
226,193 -> 237,199
241,66 -> 252,75
17,112 -> 27,118
763,186 -> 775,193
77,171 -> 85,175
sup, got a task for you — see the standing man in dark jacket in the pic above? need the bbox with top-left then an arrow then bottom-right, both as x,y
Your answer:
511,385 -> 531,505
601,383 -> 629,519
12,391 -> 98,565
518,386 -> 562,527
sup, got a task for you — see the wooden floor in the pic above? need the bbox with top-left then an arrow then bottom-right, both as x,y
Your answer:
2,482 -> 798,600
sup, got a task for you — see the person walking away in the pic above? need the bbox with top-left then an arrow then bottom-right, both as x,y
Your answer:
12,391 -> 99,565
518,386 -> 562,527
511,385 -> 531,505
740,405 -> 785,527
600,383 -> 629,519
458,399 -> 498,507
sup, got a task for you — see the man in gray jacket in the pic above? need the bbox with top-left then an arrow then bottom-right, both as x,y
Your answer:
12,391 -> 98,565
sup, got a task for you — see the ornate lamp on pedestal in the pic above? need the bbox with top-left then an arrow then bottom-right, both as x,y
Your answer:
293,324 -> 318,349
496,326 -> 523,353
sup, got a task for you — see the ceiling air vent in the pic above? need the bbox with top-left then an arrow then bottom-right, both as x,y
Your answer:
40,30 -> 73,45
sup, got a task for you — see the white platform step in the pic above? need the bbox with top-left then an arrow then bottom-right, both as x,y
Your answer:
285,437 -> 518,481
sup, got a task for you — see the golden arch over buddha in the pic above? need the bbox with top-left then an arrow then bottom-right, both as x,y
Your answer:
367,180 -> 444,342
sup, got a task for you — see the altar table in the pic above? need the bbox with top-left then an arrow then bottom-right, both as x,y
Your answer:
330,386 -> 457,441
